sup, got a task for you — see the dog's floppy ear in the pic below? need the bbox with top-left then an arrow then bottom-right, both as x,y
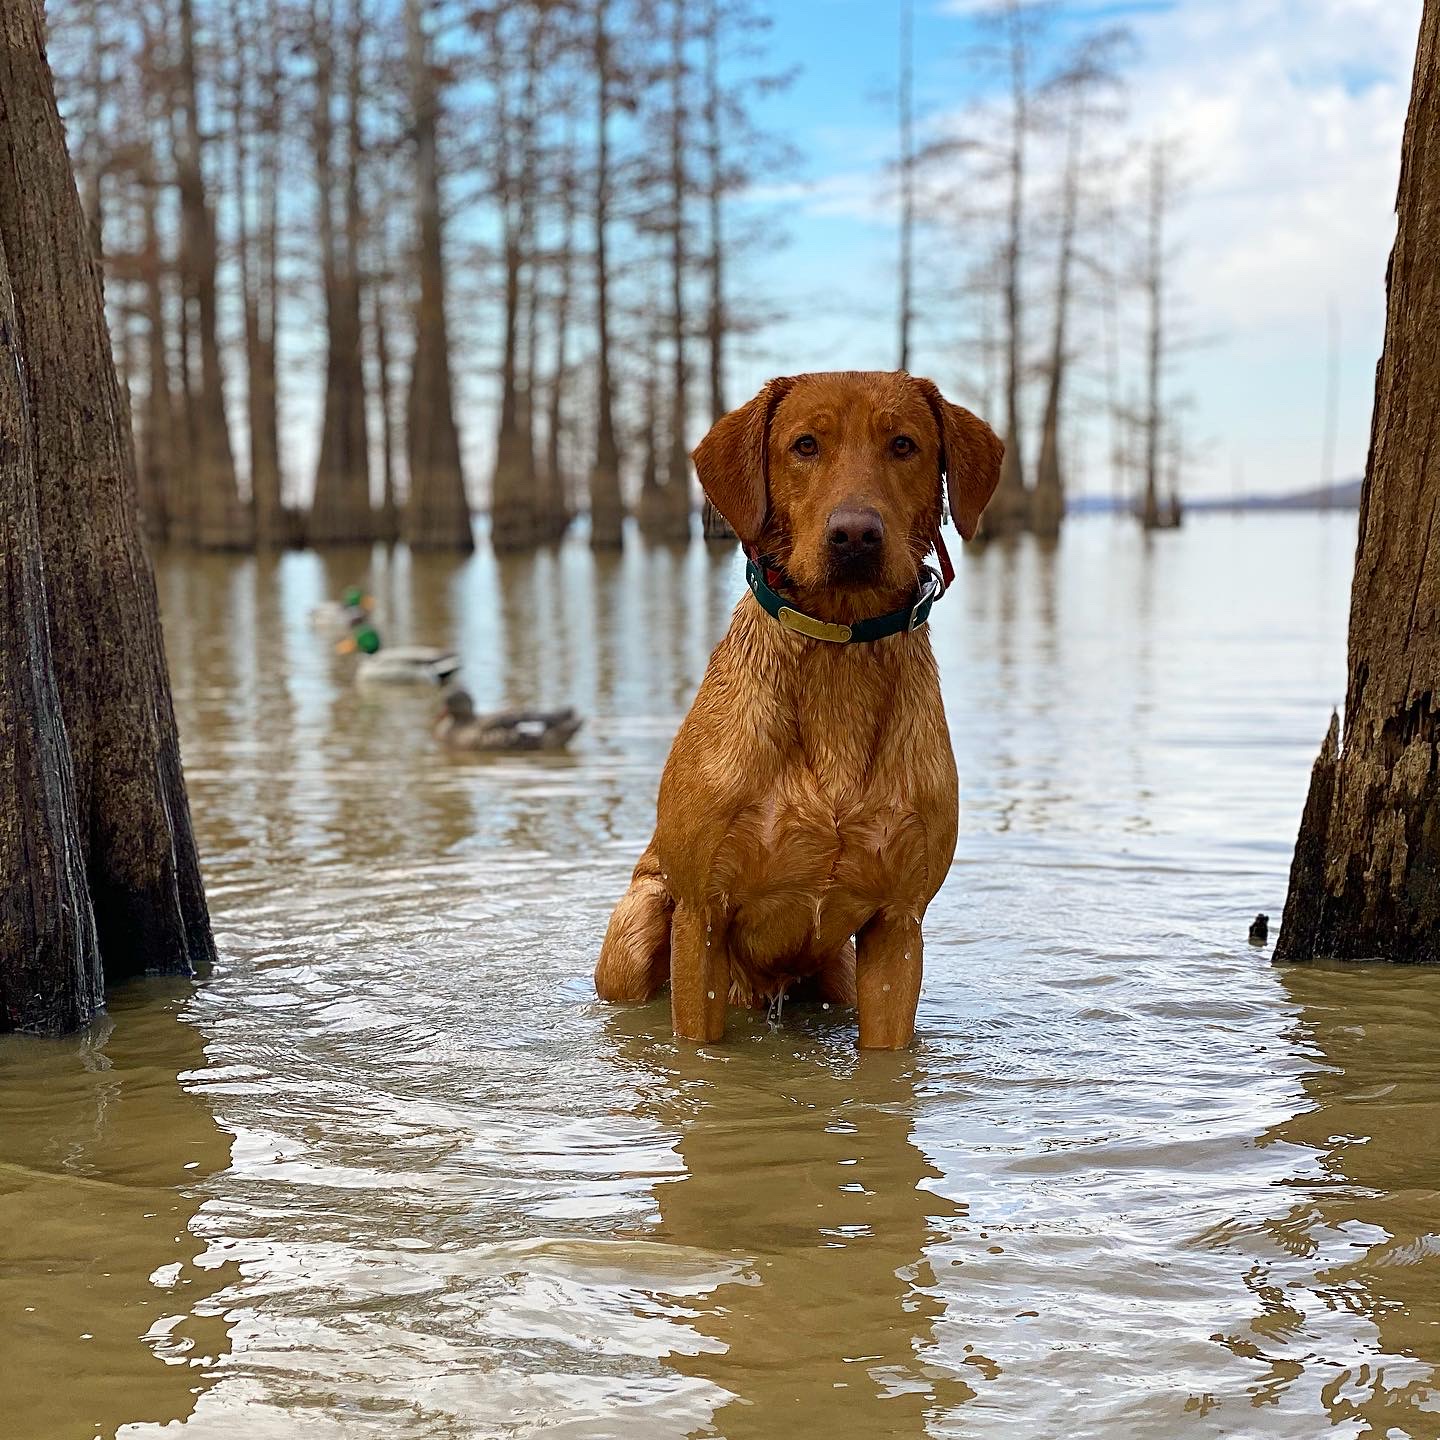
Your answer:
911,377 -> 1004,541
690,377 -> 794,547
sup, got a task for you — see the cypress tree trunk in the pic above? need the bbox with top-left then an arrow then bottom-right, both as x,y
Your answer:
239,0 -> 288,548
983,2 -> 1031,540
490,14 -> 543,553
0,0 -> 214,1033
1275,1 -> 1440,964
541,133 -> 577,545
638,0 -> 693,545
308,0 -> 373,546
1031,94 -> 1082,540
403,0 -> 471,551
700,0 -> 734,543
588,0 -> 624,550
373,279 -> 400,544
174,0 -> 251,550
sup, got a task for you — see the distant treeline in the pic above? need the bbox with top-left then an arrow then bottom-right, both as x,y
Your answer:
47,0 -> 1192,552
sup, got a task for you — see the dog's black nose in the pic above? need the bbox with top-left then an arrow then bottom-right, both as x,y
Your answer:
826,507 -> 884,560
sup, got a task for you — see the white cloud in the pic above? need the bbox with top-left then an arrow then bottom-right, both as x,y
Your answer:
749,0 -> 1423,497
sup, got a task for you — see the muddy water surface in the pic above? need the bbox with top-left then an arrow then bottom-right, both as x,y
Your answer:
4,515 -> 1440,1439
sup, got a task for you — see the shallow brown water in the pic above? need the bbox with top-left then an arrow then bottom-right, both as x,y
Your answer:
5,514 -> 1440,1439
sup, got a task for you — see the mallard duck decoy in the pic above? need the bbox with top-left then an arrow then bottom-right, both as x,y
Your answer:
309,585 -> 373,634
337,622 -> 460,686
434,688 -> 582,752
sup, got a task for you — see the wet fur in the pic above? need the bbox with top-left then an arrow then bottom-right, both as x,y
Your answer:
594,371 -> 1002,1049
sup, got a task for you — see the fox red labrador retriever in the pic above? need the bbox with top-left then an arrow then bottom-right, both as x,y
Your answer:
594,371 -> 1002,1048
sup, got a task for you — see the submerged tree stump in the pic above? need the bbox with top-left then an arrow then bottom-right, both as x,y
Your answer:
0,0 -> 214,1032
1275,1 -> 1440,963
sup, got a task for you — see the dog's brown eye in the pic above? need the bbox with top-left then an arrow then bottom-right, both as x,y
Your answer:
793,435 -> 819,458
891,435 -> 917,457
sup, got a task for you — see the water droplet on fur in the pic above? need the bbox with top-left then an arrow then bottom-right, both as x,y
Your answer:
822,1003 -> 830,1011
882,983 -> 891,993
706,924 -> 712,934
904,952 -> 911,961
707,990 -> 715,1000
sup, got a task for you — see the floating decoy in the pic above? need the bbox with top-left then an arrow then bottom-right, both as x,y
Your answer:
338,621 -> 460,686
309,585 -> 372,634
433,687 -> 582,752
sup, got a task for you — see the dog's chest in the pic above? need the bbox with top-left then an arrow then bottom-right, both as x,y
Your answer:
712,778 -> 933,967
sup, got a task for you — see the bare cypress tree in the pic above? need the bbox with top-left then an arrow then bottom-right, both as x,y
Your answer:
637,0 -> 693,543
588,0 -> 625,548
1029,90 -> 1078,539
984,0 -> 1036,538
173,0 -> 252,548
0,0 -> 214,1033
372,215 -> 400,545
490,5 -> 544,552
308,0 -> 373,544
699,0 -> 734,540
1137,142 -> 1168,531
1275,0 -> 1440,964
663,0 -> 692,540
404,0 -> 471,551
541,112 -> 579,544
232,0 -> 288,547
1031,30 -> 1128,538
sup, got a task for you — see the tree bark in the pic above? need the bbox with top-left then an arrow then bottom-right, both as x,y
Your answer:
588,0 -> 624,549
308,0 -> 373,545
1275,3 -> 1440,963
0,0 -> 214,1033
403,0 -> 471,551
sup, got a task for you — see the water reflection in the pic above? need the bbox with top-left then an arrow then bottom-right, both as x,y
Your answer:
0,983 -> 235,1440
1217,964 -> 1440,1434
606,1010 -> 971,1436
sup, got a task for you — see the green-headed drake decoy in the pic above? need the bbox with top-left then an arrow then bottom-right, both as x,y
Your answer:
310,584 -> 373,634
338,620 -> 460,686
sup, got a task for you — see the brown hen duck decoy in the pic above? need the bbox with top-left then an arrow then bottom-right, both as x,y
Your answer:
433,688 -> 582,753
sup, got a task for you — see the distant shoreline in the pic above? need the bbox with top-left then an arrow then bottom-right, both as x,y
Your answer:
1069,478 -> 1362,515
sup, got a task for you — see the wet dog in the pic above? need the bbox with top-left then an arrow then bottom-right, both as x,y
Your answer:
594,371 -> 1002,1048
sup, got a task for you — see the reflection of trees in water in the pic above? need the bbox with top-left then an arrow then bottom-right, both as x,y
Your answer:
607,1013 -> 980,1438
1215,965 -> 1440,1433
0,984 -> 235,1438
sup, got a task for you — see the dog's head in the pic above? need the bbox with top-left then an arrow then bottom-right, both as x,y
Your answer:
692,371 -> 1003,603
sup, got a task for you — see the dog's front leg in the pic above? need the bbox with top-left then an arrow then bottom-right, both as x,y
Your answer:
669,902 -> 729,1043
855,909 -> 923,1050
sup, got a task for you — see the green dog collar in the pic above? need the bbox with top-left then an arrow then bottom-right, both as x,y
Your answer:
744,555 -> 945,644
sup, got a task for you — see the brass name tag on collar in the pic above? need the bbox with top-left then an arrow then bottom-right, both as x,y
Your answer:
777,606 -> 853,644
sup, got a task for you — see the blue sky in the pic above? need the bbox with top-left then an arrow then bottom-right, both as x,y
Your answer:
718,0 -> 1425,499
